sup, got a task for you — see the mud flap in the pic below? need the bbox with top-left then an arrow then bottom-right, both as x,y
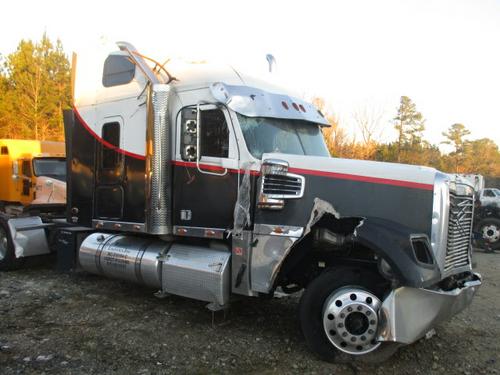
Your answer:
7,217 -> 50,258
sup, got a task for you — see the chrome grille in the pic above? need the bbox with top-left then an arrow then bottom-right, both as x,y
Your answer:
444,192 -> 473,273
262,173 -> 304,198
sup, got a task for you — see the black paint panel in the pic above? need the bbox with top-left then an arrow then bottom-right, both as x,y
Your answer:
65,111 -> 96,226
65,110 -> 146,226
172,165 -> 239,229
354,217 -> 441,287
121,155 -> 146,223
255,174 -> 434,235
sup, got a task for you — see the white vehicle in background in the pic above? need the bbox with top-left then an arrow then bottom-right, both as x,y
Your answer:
479,188 -> 500,207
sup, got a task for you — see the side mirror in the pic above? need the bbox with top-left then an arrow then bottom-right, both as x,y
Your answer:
12,161 -> 19,180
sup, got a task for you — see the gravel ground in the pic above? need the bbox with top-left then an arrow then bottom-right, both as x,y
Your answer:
0,251 -> 499,375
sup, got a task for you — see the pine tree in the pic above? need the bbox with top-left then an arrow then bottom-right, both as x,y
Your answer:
393,96 -> 425,162
441,123 -> 471,173
1,34 -> 71,140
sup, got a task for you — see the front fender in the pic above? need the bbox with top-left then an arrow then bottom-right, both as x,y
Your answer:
354,217 -> 441,288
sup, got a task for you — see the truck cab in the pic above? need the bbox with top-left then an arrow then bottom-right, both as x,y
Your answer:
0,140 -> 66,211
1,42 -> 481,363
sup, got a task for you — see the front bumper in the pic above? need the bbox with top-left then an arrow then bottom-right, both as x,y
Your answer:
378,273 -> 482,344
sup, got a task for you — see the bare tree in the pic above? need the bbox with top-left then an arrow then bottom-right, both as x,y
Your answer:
352,105 -> 384,144
352,104 -> 385,159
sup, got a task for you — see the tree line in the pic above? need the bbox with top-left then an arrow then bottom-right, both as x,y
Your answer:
0,35 -> 498,180
316,96 -> 500,180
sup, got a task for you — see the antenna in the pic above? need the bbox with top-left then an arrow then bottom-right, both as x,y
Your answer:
266,54 -> 276,73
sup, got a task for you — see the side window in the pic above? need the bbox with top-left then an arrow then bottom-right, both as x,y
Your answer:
102,55 -> 135,87
21,160 -> 32,177
101,122 -> 121,169
484,190 -> 494,197
200,109 -> 229,158
1,146 -> 8,155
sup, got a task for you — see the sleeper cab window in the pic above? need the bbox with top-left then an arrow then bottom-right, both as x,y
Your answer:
102,54 -> 136,87
101,122 -> 121,169
1,146 -> 8,155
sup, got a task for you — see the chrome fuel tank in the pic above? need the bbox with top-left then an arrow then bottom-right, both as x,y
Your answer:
79,233 -> 169,288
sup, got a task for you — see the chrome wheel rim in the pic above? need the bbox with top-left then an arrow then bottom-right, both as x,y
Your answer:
482,224 -> 500,243
322,287 -> 382,355
0,226 -> 8,262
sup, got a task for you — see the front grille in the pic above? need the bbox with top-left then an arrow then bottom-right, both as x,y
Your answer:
262,174 -> 303,197
444,192 -> 474,273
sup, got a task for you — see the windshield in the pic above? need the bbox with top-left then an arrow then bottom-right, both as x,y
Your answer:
237,115 -> 330,159
33,157 -> 66,182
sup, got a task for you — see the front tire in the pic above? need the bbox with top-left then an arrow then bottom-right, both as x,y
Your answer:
0,216 -> 24,271
299,267 -> 399,363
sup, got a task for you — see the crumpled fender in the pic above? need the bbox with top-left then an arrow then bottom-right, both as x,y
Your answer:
353,217 -> 441,288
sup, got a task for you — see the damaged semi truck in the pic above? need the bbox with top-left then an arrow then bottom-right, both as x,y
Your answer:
0,42 -> 481,363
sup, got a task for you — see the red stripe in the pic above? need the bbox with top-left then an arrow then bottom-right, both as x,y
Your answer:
173,161 -> 432,190
73,106 -> 146,160
288,167 -> 434,191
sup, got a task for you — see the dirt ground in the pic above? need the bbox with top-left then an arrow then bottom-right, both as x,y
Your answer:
0,250 -> 499,375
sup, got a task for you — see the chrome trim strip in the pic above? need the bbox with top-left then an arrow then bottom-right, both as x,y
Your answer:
253,224 -> 304,237
92,220 -> 146,233
173,226 -> 226,240
431,172 -> 450,274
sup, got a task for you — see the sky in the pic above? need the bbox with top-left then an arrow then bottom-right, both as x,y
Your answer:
1,0 -> 499,149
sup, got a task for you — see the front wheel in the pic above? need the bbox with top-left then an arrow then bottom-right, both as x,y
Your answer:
299,267 -> 400,363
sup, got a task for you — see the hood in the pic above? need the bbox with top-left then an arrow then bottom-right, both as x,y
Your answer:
261,153 -> 437,191
32,176 -> 67,205
255,153 -> 437,235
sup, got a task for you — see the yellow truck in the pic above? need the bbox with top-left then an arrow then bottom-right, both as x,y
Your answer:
0,139 -> 66,209
0,140 -> 67,270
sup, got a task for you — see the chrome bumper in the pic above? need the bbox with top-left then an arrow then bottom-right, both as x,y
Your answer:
378,273 -> 482,344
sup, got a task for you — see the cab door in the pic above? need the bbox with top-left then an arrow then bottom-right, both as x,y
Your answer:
173,105 -> 240,231
15,158 -> 33,205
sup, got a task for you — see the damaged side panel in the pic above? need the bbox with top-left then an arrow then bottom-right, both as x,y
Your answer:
250,197 -> 442,294
250,198 -> 339,293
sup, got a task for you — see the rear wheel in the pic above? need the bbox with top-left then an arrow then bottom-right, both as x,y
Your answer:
477,218 -> 500,251
0,216 -> 23,271
299,267 -> 400,363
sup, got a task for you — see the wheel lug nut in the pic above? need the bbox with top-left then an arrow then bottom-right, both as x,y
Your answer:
347,307 -> 353,312
357,306 -> 362,311
361,336 -> 366,341
338,323 -> 344,328
340,313 -> 345,318
351,337 -> 356,342
366,311 -> 371,316
342,332 -> 348,337
368,329 -> 374,334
